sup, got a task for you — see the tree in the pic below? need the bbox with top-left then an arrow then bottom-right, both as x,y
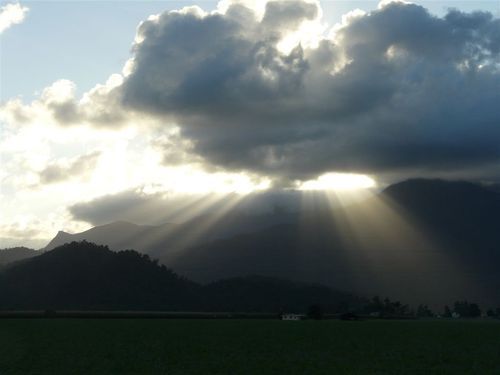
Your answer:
443,305 -> 452,318
308,304 -> 324,320
417,304 -> 434,318
363,296 -> 384,314
453,300 -> 481,318
363,296 -> 410,317
469,303 -> 481,318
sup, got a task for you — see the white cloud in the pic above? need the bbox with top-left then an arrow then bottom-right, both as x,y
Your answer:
0,76 -> 129,128
0,210 -> 91,248
38,151 -> 101,185
0,2 -> 28,34
377,0 -> 412,10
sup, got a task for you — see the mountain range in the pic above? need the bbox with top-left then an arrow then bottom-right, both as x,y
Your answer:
2,179 -> 500,307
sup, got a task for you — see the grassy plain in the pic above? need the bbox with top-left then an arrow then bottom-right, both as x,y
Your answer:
1,318 -> 499,374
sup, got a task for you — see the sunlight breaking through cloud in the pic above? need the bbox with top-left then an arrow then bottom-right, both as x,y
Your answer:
297,173 -> 376,191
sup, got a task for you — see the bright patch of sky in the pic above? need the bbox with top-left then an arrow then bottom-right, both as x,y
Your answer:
1,1 -> 214,101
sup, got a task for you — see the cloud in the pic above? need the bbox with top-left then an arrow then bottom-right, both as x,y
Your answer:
0,221 -> 42,240
0,76 -> 128,128
119,0 -> 500,182
150,129 -> 202,167
47,76 -> 127,126
69,187 -> 303,226
0,2 -> 28,33
69,189 -> 235,226
2,0 -> 500,185
38,151 -> 101,185
0,211 -> 91,248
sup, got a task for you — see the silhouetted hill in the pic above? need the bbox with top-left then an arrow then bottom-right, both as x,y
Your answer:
203,275 -> 363,313
0,247 -> 39,266
0,242 -> 362,312
0,241 -> 199,311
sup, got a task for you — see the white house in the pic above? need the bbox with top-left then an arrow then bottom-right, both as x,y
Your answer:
281,313 -> 303,321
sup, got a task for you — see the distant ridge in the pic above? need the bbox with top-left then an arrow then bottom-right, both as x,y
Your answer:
0,241 -> 362,312
0,247 -> 39,266
43,221 -> 161,252
381,178 -> 500,252
42,212 -> 295,257
383,178 -> 500,206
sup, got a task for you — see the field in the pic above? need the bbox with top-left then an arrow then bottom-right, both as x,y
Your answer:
2,319 -> 500,374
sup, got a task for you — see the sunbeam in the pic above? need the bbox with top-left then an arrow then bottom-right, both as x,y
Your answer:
315,187 -> 474,304
156,193 -> 247,265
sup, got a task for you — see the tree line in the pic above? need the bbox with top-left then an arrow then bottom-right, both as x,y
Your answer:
362,297 -> 489,318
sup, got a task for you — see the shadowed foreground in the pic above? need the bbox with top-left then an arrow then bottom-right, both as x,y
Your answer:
2,319 -> 500,374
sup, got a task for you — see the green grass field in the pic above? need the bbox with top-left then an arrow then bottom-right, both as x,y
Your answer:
1,319 -> 500,374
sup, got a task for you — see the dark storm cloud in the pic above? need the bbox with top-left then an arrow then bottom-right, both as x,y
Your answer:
39,152 -> 100,184
120,1 -> 500,181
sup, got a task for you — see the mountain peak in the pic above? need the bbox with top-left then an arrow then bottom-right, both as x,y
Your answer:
43,230 -> 75,252
383,178 -> 500,202
384,178 -> 483,192
43,221 -> 159,252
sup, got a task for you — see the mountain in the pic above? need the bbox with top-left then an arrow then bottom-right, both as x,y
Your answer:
169,179 -> 500,306
43,212 -> 295,261
0,247 -> 39,266
37,179 -> 500,306
0,241 -> 361,312
43,221 -> 162,252
382,179 -> 500,253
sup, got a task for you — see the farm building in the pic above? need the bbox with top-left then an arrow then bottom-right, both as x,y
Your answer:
281,314 -> 304,321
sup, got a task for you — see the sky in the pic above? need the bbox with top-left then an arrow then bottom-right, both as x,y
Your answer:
1,0 -> 499,247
